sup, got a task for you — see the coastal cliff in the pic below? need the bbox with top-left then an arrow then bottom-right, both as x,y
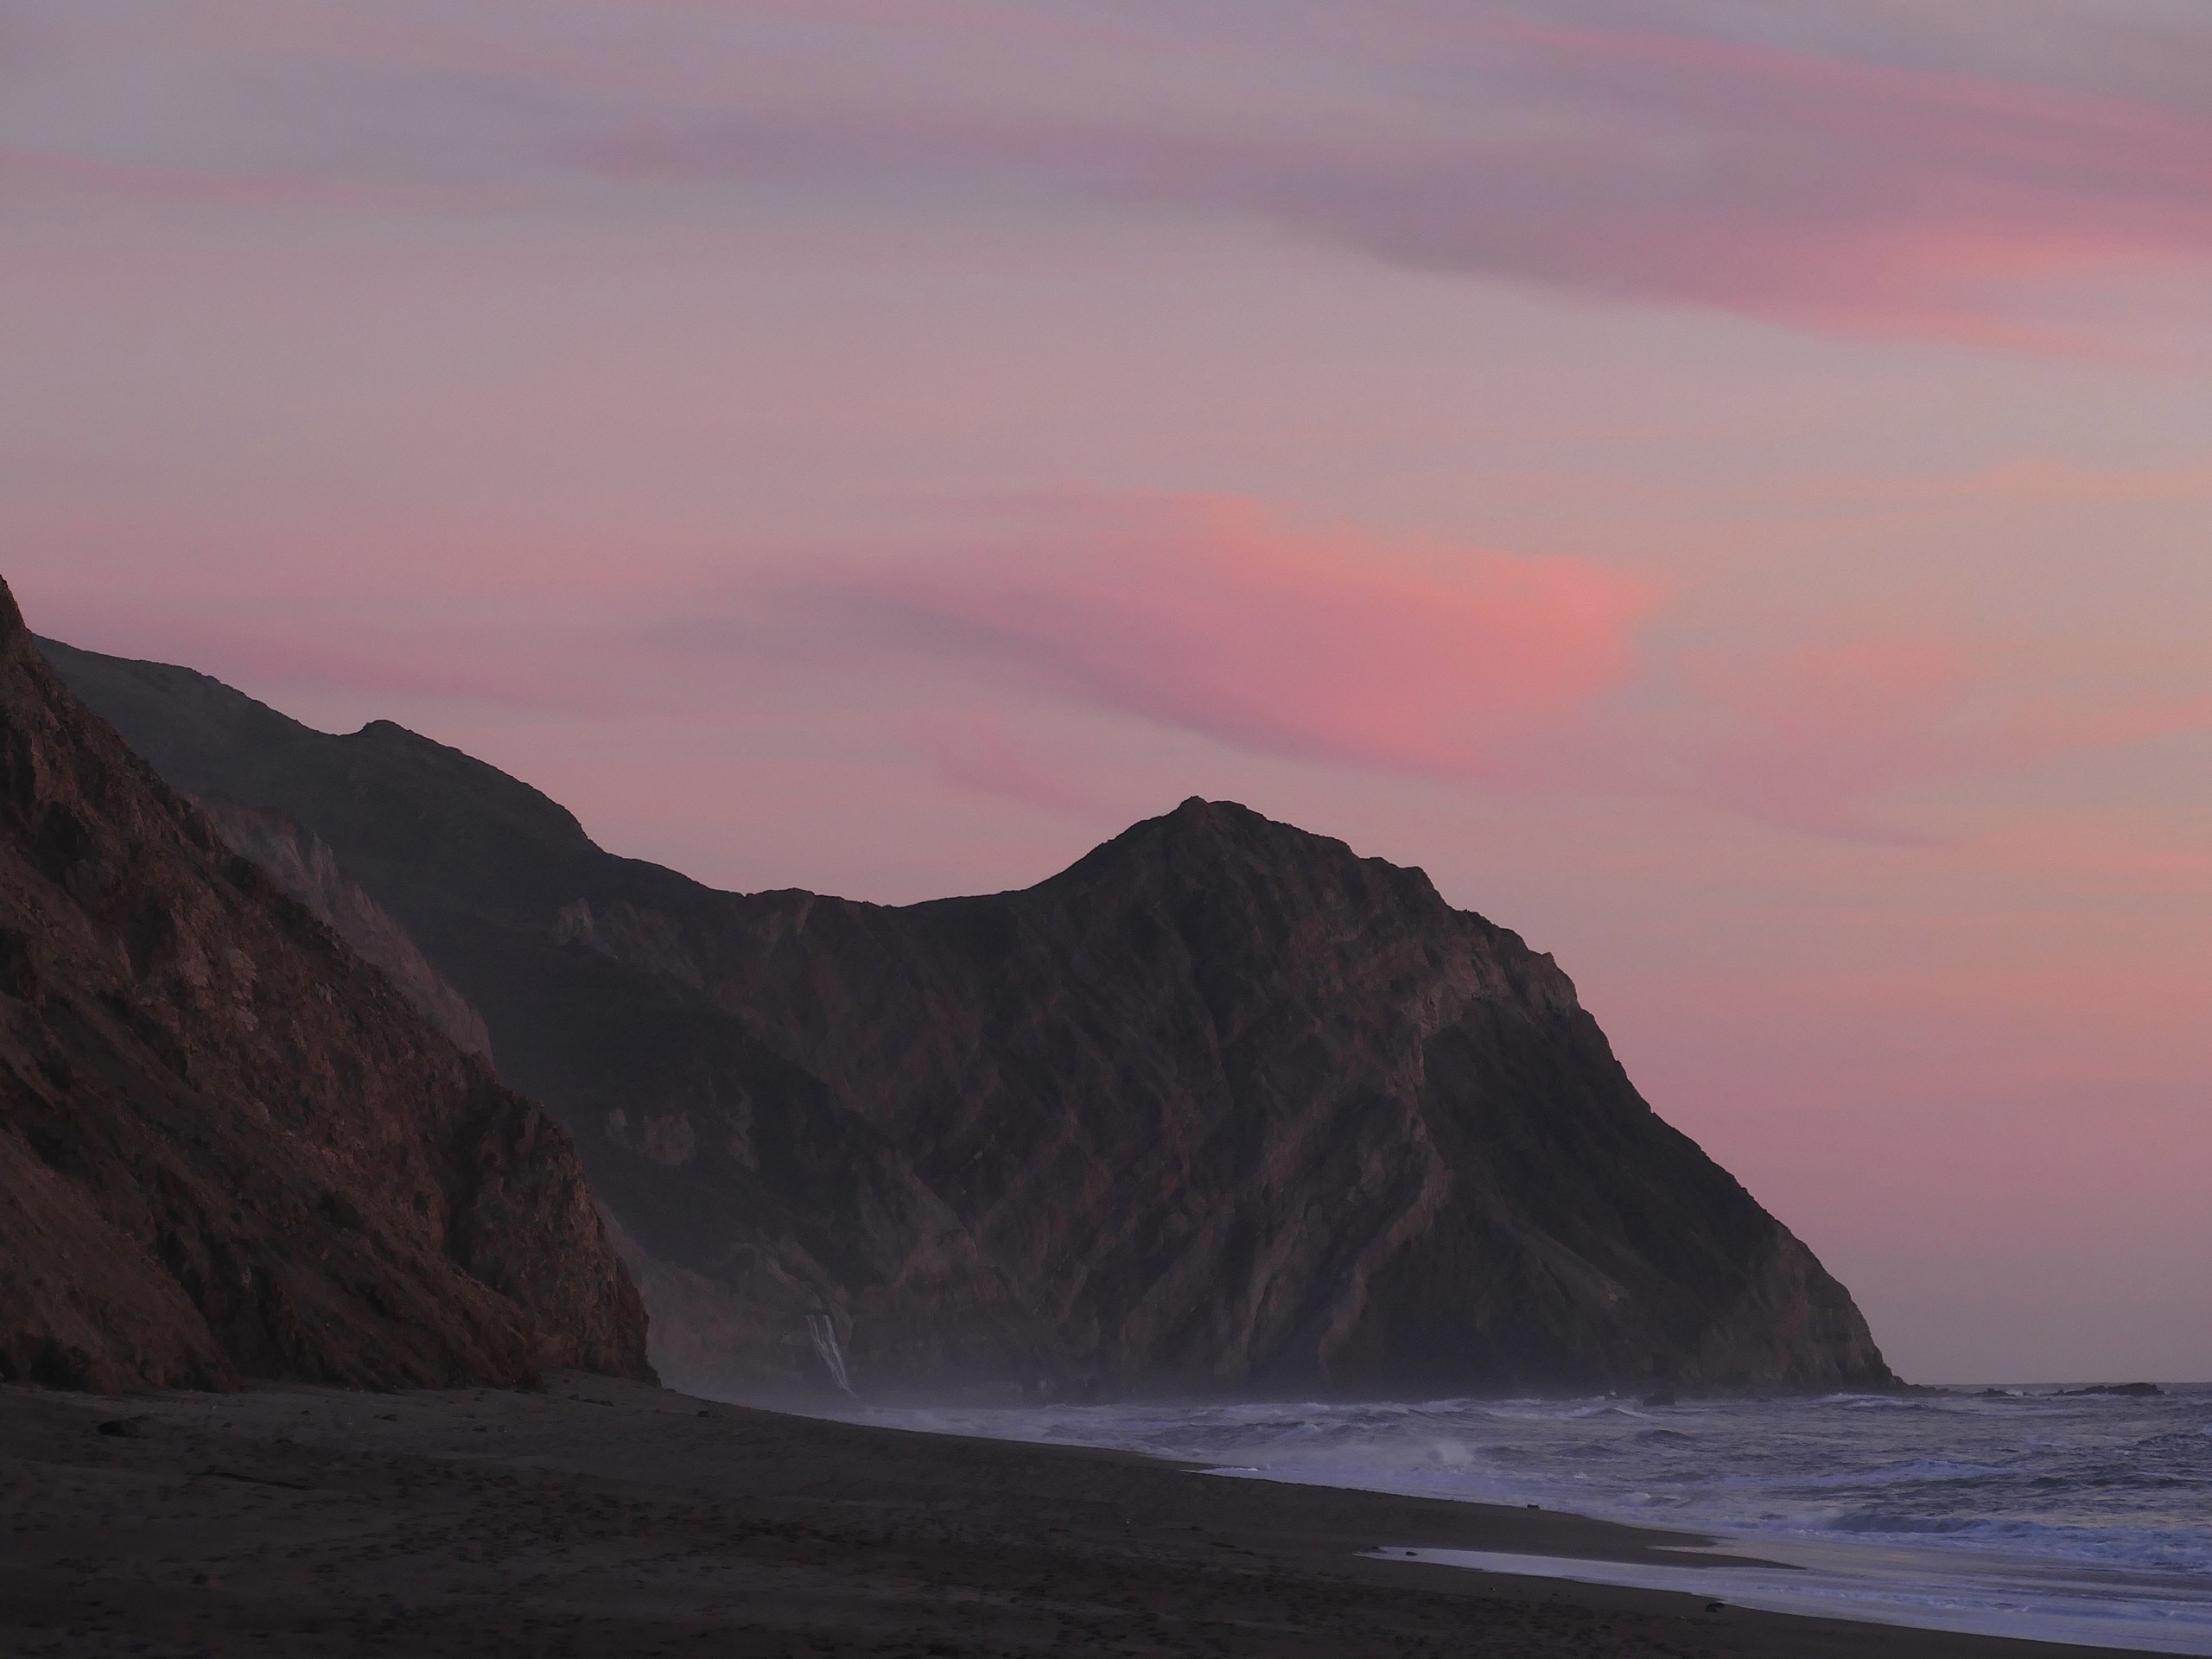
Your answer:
0,589 -> 652,1391
41,635 -> 1894,1398
189,796 -> 495,1060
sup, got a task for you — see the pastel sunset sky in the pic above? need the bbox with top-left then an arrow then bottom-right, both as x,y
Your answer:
7,0 -> 2208,1382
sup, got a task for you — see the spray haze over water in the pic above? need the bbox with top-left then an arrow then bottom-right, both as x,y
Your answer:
792,1386 -> 2212,1654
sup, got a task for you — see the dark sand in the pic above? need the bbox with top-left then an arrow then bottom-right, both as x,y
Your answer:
1,1374 -> 2144,1657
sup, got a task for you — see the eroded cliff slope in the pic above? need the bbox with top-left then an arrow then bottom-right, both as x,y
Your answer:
0,592 -> 651,1391
188,796 -> 494,1060
42,635 -> 1894,1398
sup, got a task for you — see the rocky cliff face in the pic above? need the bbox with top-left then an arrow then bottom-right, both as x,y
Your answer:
189,797 -> 494,1060
41,634 -> 1895,1399
693,804 -> 1891,1395
0,591 -> 652,1391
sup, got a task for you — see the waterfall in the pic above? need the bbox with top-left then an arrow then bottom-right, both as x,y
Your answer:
804,1312 -> 853,1395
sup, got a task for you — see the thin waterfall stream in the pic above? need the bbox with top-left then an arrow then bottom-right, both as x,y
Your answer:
805,1313 -> 853,1395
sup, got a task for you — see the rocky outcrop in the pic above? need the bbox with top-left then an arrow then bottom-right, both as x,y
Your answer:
41,634 -> 1896,1399
189,797 -> 493,1059
0,587 -> 652,1391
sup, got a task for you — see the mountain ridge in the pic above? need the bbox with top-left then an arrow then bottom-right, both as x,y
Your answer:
39,634 -> 1895,1399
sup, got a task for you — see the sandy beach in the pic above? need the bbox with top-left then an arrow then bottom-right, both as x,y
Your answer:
0,1375 -> 2152,1659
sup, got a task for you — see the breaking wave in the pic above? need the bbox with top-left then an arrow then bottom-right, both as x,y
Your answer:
805,1383 -> 2212,1653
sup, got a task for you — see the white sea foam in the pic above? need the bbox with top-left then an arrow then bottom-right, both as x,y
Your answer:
800,1383 -> 2212,1654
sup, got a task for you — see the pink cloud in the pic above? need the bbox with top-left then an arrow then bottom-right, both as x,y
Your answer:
901,708 -> 1107,818
1783,458 -> 2212,511
0,146 -> 417,213
552,3 -> 2212,344
16,2 -> 2212,345
1681,637 -> 2212,836
791,495 -> 2212,837
1444,11 -> 2212,337
1967,814 -> 2212,901
837,495 -> 1662,788
34,488 -> 2205,844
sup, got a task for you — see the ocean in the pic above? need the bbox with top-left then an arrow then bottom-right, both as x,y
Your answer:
815,1385 -> 2212,1654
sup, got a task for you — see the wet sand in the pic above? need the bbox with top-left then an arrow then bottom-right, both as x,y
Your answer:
0,1373 -> 2147,1657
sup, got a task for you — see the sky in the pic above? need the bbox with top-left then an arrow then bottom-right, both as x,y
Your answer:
5,0 -> 2209,1382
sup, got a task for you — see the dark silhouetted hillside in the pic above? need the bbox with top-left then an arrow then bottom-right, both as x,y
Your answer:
1,594 -> 650,1391
43,635 -> 1892,1399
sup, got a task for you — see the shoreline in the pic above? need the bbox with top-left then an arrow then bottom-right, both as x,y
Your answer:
790,1395 -> 2212,1656
3,1373 -> 2158,1658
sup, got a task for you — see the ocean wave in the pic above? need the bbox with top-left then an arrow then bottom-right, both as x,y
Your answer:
821,1384 -> 2212,1589
1819,1510 -> 2212,1573
1759,1457 -> 2016,1491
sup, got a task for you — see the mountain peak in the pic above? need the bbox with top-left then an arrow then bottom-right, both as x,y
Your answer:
1068,794 -> 1453,918
1116,794 -> 1338,856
